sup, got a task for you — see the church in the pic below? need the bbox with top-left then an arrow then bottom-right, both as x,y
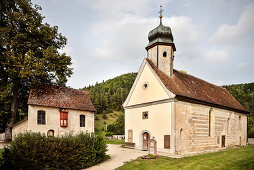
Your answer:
123,11 -> 249,155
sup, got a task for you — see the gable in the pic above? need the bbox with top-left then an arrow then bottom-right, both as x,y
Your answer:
124,60 -> 174,107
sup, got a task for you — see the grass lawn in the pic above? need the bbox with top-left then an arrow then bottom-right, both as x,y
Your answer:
117,145 -> 254,170
106,139 -> 125,144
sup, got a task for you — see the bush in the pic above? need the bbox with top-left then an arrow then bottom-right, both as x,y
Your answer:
102,113 -> 108,119
0,132 -> 108,169
105,131 -> 114,137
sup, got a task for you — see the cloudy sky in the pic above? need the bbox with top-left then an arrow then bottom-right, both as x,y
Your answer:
32,0 -> 254,89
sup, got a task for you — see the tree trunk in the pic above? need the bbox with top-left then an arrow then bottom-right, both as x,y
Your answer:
5,83 -> 19,141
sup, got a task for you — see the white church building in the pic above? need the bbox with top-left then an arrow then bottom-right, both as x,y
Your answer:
123,13 -> 248,154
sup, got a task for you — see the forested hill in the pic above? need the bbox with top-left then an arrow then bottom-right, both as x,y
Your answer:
83,73 -> 254,116
83,73 -> 137,114
223,83 -> 254,114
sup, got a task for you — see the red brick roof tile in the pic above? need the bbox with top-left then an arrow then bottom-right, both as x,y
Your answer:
146,58 -> 248,114
28,85 -> 96,112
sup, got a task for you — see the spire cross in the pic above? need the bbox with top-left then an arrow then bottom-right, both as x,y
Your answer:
159,5 -> 164,24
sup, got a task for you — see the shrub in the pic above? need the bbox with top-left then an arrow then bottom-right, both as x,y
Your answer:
0,132 -> 108,169
105,131 -> 114,137
102,113 -> 108,119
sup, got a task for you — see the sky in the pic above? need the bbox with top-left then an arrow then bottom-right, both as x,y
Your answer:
32,0 -> 254,89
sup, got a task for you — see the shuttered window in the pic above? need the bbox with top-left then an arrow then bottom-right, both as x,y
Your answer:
60,111 -> 68,127
164,135 -> 170,149
128,130 -> 133,143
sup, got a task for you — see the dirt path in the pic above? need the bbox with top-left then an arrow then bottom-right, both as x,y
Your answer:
86,144 -> 147,170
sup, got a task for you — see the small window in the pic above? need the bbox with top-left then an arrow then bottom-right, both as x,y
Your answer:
60,110 -> 68,127
80,115 -> 85,127
142,111 -> 148,119
37,110 -> 46,125
227,118 -> 230,134
239,116 -> 242,131
47,130 -> 54,137
143,82 -> 149,89
163,51 -> 167,57
180,128 -> 183,139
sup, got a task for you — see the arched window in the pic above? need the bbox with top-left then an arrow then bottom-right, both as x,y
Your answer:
80,115 -> 85,127
163,51 -> 167,57
37,110 -> 45,125
208,108 -> 212,136
227,118 -> 230,134
47,130 -> 54,137
180,128 -> 183,139
239,116 -> 242,131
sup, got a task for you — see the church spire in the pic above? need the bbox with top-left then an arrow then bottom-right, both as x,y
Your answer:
159,5 -> 164,25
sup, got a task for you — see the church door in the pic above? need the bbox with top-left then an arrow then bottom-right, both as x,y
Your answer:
142,132 -> 150,150
221,135 -> 225,148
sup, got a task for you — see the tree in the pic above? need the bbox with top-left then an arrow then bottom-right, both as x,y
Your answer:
0,0 -> 72,140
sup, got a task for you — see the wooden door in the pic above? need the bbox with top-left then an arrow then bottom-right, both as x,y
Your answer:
142,132 -> 150,150
164,135 -> 170,149
221,135 -> 225,148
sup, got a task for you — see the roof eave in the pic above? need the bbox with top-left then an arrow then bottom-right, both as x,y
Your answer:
175,94 -> 250,114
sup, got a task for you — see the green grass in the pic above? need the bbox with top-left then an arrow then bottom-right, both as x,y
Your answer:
95,111 -> 123,131
106,139 -> 125,144
0,148 -> 4,159
117,146 -> 254,170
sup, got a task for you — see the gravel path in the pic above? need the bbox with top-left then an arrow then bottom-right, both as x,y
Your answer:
86,144 -> 147,170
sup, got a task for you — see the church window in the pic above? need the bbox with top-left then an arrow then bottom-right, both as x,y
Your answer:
227,118 -> 230,134
80,115 -> 85,127
142,111 -> 148,119
239,116 -> 242,131
217,135 -> 220,144
180,128 -> 183,139
163,51 -> 167,57
37,110 -> 46,125
60,109 -> 68,127
208,108 -> 212,136
143,82 -> 149,89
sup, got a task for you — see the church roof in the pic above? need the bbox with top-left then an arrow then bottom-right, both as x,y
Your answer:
28,85 -> 96,112
146,58 -> 248,114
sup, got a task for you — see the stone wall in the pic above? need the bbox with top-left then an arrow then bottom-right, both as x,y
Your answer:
12,119 -> 28,140
174,101 -> 247,154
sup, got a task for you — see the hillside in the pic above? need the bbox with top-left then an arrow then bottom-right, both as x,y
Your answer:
83,72 -> 137,114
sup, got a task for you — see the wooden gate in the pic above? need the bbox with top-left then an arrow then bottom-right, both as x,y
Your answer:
164,135 -> 170,149
222,135 -> 225,148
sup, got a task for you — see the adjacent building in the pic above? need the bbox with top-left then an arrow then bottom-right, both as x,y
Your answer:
12,85 -> 96,139
123,14 -> 249,154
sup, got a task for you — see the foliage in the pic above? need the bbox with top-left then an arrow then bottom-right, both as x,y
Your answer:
0,0 -> 72,139
107,114 -> 124,135
105,131 -> 114,136
223,83 -> 254,137
0,132 -> 107,169
117,146 -> 254,170
83,73 -> 137,114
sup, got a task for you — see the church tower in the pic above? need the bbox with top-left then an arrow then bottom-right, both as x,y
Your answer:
146,7 -> 176,77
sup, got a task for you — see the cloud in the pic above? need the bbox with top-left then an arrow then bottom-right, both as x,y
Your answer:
89,14 -> 201,61
204,49 -> 229,63
209,3 -> 254,44
237,62 -> 247,68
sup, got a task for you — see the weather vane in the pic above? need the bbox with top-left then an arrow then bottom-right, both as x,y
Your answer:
159,5 -> 164,24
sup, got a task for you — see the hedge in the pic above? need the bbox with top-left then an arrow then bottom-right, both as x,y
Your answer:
0,132 -> 108,169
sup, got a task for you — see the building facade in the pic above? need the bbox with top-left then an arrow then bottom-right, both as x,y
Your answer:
123,14 -> 248,154
12,85 -> 96,139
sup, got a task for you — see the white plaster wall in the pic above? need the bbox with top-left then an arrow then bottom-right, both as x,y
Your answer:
28,105 -> 94,136
127,63 -> 170,106
12,120 -> 28,139
125,102 -> 172,151
158,45 -> 173,76
147,46 -> 157,66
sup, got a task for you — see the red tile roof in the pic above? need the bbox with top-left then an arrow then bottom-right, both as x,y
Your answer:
28,85 -> 96,112
146,58 -> 248,114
